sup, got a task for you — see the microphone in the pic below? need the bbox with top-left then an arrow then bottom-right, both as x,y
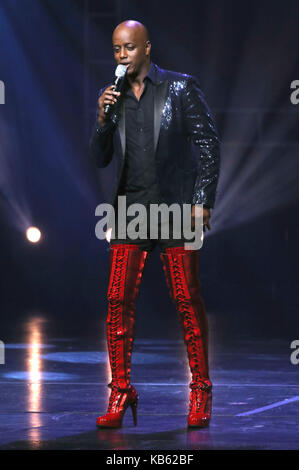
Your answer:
104,64 -> 128,116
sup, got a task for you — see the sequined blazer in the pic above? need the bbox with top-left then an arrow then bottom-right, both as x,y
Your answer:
89,62 -> 221,209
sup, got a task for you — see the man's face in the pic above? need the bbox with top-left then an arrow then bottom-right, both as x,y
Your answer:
112,26 -> 150,76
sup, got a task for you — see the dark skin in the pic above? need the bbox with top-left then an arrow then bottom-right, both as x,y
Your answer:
98,20 -> 211,232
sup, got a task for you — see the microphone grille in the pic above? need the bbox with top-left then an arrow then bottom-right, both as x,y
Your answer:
115,64 -> 127,78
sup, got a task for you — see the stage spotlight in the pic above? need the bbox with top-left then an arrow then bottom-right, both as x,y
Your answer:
26,226 -> 41,243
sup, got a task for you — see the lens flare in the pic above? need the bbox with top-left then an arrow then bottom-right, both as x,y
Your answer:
26,226 -> 41,243
105,227 -> 112,243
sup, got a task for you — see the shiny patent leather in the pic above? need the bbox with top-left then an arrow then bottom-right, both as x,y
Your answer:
96,383 -> 138,428
96,244 -> 148,428
188,382 -> 212,428
160,246 -> 212,428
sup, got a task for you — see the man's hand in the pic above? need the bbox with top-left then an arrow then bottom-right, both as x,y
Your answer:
98,85 -> 121,126
191,205 -> 211,232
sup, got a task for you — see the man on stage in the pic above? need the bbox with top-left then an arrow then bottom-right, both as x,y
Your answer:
89,20 -> 221,428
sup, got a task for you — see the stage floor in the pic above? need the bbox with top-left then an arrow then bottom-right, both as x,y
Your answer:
0,328 -> 298,450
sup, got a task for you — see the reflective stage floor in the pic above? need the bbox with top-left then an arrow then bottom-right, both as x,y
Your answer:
0,323 -> 298,450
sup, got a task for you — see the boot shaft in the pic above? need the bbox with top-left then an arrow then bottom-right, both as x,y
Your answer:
160,247 -> 211,387
106,244 -> 149,389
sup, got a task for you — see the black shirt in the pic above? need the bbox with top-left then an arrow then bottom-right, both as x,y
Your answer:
118,62 -> 160,207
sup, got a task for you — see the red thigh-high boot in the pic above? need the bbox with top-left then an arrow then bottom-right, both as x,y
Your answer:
160,246 -> 212,428
96,244 -> 149,428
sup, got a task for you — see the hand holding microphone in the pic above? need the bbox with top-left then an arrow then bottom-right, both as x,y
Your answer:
97,86 -> 120,126
97,64 -> 128,126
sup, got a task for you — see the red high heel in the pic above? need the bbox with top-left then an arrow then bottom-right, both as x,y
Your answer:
188,382 -> 212,428
96,383 -> 138,428
96,244 -> 149,428
160,246 -> 212,428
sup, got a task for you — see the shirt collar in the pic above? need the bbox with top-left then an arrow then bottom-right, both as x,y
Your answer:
144,61 -> 157,85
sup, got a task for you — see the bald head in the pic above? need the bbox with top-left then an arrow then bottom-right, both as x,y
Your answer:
112,20 -> 150,43
112,20 -> 151,78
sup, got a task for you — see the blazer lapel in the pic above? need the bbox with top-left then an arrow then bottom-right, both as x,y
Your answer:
154,80 -> 168,155
116,65 -> 168,158
117,98 -> 126,159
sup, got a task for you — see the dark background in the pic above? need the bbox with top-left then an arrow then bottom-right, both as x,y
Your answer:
0,0 -> 298,342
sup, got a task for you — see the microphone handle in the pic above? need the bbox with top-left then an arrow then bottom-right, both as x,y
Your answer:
104,76 -> 123,115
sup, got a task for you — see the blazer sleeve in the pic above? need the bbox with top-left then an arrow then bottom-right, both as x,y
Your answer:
88,86 -> 116,168
182,76 -> 221,209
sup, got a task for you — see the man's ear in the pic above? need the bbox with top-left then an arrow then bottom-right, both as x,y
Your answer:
145,40 -> 151,55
